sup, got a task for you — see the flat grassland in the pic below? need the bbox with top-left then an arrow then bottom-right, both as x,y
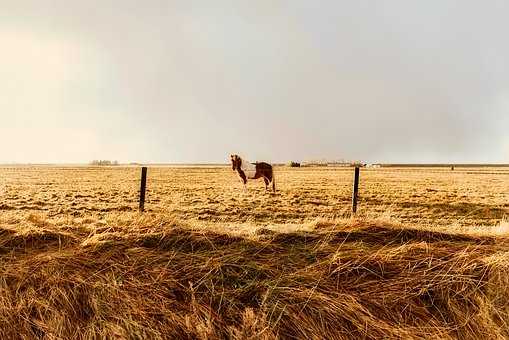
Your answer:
0,166 -> 508,339
2,166 -> 508,226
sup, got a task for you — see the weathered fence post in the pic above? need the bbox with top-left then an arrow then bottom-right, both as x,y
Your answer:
139,167 -> 147,212
352,166 -> 360,213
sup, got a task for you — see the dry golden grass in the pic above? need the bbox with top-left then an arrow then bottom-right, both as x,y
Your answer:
1,166 -> 508,226
0,166 -> 508,339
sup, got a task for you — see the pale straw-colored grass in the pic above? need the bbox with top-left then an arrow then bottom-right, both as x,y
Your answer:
0,166 -> 508,339
0,212 -> 508,339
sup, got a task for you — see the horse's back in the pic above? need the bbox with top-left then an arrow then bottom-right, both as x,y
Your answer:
255,162 -> 272,170
254,162 -> 273,181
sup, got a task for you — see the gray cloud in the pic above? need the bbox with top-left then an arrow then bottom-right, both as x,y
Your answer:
1,0 -> 508,163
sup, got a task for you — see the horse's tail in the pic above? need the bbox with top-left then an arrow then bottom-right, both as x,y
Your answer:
272,166 -> 276,192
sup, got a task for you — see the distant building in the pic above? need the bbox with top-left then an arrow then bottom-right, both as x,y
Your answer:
302,159 -> 365,167
327,162 -> 351,167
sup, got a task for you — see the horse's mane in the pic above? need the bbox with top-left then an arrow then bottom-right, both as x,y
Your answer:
239,157 -> 255,172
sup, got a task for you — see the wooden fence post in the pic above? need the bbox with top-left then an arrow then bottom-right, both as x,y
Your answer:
139,167 -> 147,212
352,166 -> 360,214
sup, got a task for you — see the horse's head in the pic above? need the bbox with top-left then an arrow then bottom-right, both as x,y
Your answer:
230,154 -> 241,171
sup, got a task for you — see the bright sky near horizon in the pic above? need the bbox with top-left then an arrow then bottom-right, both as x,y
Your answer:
1,1 -> 509,164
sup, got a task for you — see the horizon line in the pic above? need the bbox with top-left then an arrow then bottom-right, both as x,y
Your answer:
1,162 -> 509,167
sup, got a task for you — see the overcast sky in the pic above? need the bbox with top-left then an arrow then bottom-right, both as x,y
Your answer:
1,1 -> 509,164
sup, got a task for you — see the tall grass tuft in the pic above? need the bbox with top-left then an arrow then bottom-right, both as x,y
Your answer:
0,215 -> 508,339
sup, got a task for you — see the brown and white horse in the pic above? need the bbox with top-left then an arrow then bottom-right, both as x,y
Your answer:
230,154 -> 276,192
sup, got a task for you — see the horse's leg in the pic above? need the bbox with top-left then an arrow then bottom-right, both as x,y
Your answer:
271,169 -> 275,193
263,170 -> 274,193
239,172 -> 248,192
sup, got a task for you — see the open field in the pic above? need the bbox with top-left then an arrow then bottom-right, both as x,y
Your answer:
1,166 -> 508,227
0,166 -> 508,339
